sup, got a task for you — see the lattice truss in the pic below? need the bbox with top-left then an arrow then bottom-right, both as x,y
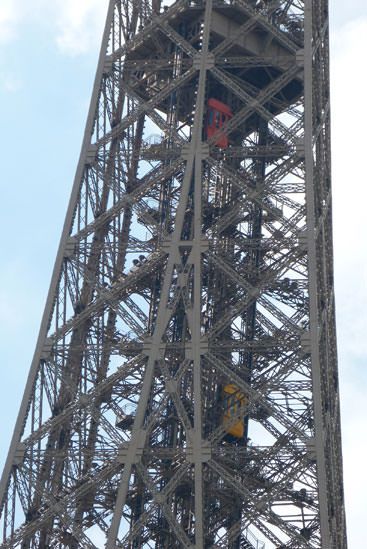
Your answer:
0,0 -> 347,548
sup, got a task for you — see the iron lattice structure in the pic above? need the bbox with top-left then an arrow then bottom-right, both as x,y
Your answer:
0,0 -> 347,547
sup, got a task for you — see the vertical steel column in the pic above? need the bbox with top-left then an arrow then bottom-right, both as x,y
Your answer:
304,1 -> 331,545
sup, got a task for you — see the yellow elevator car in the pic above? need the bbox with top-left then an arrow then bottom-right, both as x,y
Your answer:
222,384 -> 247,439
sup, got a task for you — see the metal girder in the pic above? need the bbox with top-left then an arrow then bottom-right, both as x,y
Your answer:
0,0 -> 347,548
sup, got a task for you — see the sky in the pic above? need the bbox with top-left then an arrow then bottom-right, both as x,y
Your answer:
0,0 -> 366,546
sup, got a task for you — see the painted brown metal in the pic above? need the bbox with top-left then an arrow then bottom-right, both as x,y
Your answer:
0,1 -> 347,548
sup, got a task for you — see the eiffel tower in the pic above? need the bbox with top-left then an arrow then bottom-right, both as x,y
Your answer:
0,0 -> 347,547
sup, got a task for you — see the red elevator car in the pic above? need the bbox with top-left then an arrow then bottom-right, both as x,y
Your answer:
206,98 -> 232,148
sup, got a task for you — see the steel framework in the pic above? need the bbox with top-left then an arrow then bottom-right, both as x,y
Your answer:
0,0 -> 347,547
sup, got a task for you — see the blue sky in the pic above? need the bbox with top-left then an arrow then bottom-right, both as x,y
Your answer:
0,1 -> 366,545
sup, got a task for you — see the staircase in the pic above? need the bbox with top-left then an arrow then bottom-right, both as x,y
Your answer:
243,527 -> 266,549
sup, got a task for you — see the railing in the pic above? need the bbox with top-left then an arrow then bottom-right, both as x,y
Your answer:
244,527 -> 266,549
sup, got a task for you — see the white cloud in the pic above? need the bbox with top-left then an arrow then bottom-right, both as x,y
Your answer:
330,16 -> 367,547
331,19 -> 367,251
0,72 -> 22,92
0,1 -> 19,43
331,19 -> 367,362
0,0 -> 108,55
337,380 -> 367,545
53,0 -> 108,56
